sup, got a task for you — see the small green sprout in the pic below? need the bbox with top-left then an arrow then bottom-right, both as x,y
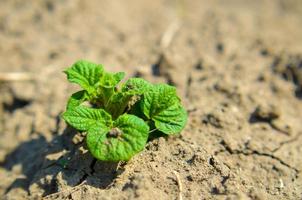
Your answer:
62,60 -> 187,161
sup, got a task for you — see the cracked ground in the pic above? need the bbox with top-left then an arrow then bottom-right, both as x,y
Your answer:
0,0 -> 302,199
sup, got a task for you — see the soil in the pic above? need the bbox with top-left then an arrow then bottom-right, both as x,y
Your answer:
1,0 -> 302,199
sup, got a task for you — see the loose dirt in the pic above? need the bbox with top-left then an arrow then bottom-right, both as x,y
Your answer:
0,0 -> 302,199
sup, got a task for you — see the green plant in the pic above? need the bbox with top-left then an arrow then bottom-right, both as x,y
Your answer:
62,60 -> 187,161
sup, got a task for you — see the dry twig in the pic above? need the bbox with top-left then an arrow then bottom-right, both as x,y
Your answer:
0,72 -> 33,82
160,21 -> 181,50
173,170 -> 183,200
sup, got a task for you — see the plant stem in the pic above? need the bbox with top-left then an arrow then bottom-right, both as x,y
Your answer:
149,128 -> 158,134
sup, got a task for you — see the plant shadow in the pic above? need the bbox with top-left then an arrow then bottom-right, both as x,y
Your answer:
0,117 -> 124,197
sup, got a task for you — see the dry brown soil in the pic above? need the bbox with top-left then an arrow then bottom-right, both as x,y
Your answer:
0,0 -> 302,199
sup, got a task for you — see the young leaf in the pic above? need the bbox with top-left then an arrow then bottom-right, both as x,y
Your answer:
104,78 -> 152,118
66,90 -> 88,110
141,84 -> 187,134
86,114 -> 149,161
121,78 -> 152,94
64,60 -> 104,94
105,92 -> 132,119
106,78 -> 151,118
97,71 -> 126,105
62,106 -> 112,131
99,71 -> 125,88
105,78 -> 152,118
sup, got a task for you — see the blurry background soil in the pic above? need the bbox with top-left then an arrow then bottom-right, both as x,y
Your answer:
0,0 -> 302,199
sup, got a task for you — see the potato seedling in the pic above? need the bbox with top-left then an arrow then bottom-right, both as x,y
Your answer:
62,60 -> 187,161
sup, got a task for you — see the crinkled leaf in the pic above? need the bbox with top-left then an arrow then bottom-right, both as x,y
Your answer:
86,114 -> 149,161
105,78 -> 152,118
106,78 -> 151,118
62,106 -> 112,131
142,84 -> 177,118
153,104 -> 187,134
66,90 -> 88,110
121,78 -> 152,94
113,72 -> 125,84
97,71 -> 125,105
64,60 -> 104,94
105,92 -> 132,119
141,84 -> 187,134
99,71 -> 125,88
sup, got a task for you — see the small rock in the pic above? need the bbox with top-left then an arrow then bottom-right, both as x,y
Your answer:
253,104 -> 280,121
271,119 -> 292,135
72,133 -> 85,144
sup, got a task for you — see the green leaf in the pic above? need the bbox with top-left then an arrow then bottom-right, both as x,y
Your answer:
103,78 -> 152,118
114,72 -> 126,84
86,114 -> 149,161
128,100 -> 146,120
153,104 -> 187,134
62,106 -> 112,131
99,71 -> 125,88
121,78 -> 152,94
64,60 -> 104,94
142,84 -> 177,118
106,78 -> 152,118
97,71 -> 125,105
141,84 -> 187,134
105,92 -> 132,119
66,90 -> 88,110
